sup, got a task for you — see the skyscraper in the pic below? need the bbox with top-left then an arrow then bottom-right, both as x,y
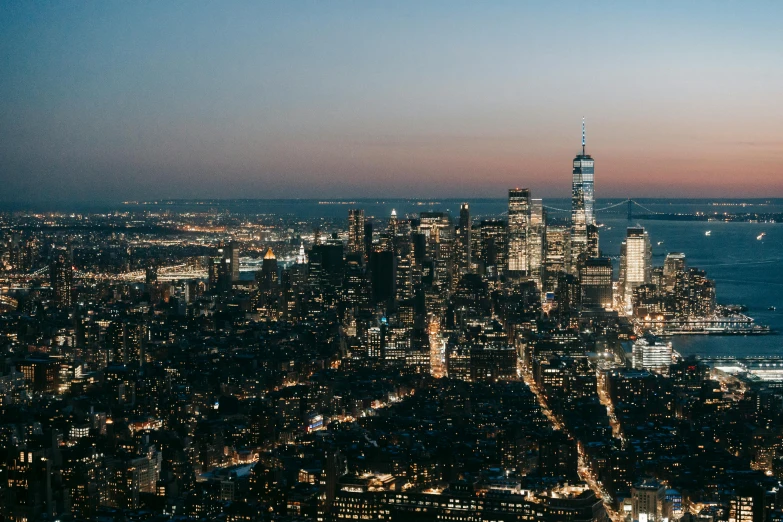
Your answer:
50,254 -> 73,307
508,188 -> 531,274
587,223 -> 600,258
364,219 -> 373,259
259,247 -> 279,290
347,209 -> 366,259
395,248 -> 414,302
579,257 -> 613,309
210,241 -> 239,292
663,252 -> 686,291
527,198 -> 546,288
370,249 -> 395,303
571,119 -> 595,269
620,226 -> 652,310
544,226 -> 570,293
225,240 -> 240,282
388,209 -> 398,252
479,219 -> 507,280
418,212 -> 454,291
258,247 -> 280,318
457,203 -> 471,275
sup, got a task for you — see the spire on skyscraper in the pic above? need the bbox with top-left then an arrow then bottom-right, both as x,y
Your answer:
582,117 -> 586,155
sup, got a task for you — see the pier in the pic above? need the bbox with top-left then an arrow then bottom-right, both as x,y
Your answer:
636,312 -> 771,336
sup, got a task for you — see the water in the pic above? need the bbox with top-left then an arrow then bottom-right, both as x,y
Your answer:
599,216 -> 783,357
4,198 -> 782,356
277,197 -> 783,357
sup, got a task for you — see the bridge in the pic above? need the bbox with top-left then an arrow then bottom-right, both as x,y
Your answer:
540,199 -> 662,220
495,199 -> 663,220
2,258 -> 275,285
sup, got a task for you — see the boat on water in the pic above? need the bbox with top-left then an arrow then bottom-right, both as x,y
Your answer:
757,232 -> 766,240
705,230 -> 711,236
657,241 -> 664,246
770,306 -> 777,311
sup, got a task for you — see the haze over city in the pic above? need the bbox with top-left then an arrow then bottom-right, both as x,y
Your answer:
1,1 -> 782,202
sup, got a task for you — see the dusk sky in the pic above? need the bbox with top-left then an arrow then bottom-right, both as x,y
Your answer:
1,1 -> 782,202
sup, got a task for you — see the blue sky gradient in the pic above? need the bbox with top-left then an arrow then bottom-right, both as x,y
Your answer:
1,1 -> 782,201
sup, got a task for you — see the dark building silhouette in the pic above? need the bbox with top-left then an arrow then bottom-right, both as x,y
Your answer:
50,255 -> 73,307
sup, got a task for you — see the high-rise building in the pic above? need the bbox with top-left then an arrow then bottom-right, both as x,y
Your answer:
663,252 -> 686,291
395,244 -> 415,302
418,212 -> 454,291
527,198 -> 546,288
259,247 -> 279,290
456,203 -> 471,275
571,119 -> 595,269
370,249 -> 395,303
308,242 -> 344,290
587,223 -> 600,258
631,336 -> 673,374
258,247 -> 281,319
224,241 -> 240,282
479,219 -> 507,280
728,485 -> 766,522
5,449 -> 55,520
530,198 -> 544,225
347,209 -> 366,259
507,188 -> 531,274
620,227 -> 651,310
207,253 -> 221,291
106,450 -> 162,510
343,257 -> 370,313
544,226 -> 570,293
631,479 -> 670,522
364,219 -> 373,258
50,254 -> 73,307
674,267 -> 716,317
579,257 -> 613,309
388,209 -> 399,252
16,357 -> 61,393
210,241 -> 239,292
107,321 -> 146,365
555,272 -> 581,326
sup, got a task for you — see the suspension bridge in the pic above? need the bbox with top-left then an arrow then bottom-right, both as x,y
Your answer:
3,259 -> 274,285
3,262 -> 209,285
496,198 -> 663,220
540,198 -> 662,219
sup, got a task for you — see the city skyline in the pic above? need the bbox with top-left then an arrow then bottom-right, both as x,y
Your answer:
3,3 -> 783,516
2,2 -> 783,202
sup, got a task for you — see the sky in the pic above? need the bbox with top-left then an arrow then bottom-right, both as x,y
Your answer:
1,1 -> 782,202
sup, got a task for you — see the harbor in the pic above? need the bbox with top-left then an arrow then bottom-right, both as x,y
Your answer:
635,311 -> 772,336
